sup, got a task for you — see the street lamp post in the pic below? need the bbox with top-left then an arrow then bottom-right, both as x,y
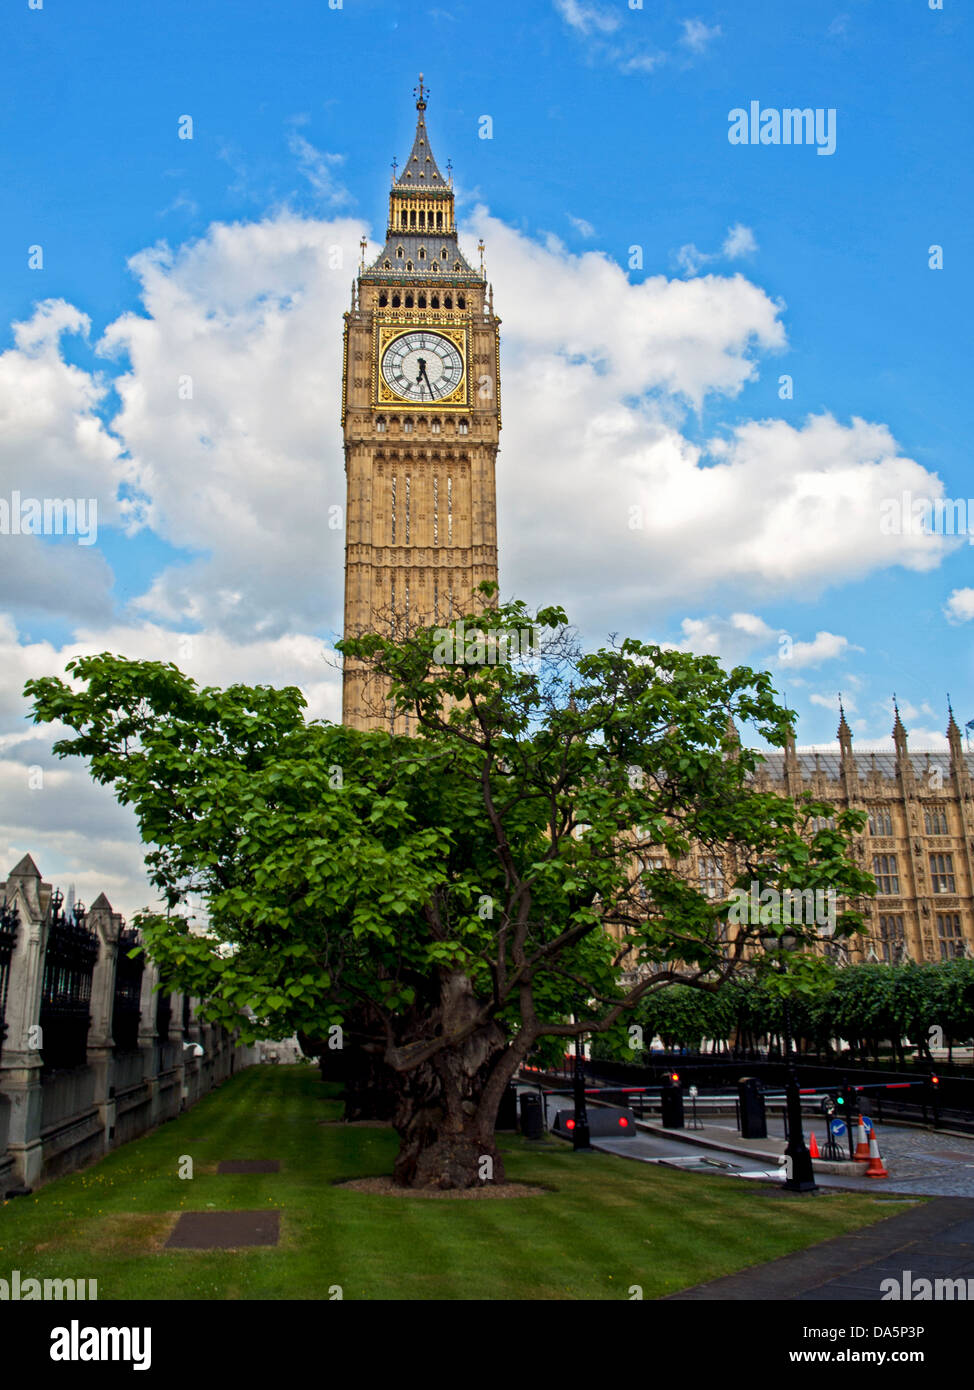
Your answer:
761,930 -> 816,1193
571,1011 -> 592,1151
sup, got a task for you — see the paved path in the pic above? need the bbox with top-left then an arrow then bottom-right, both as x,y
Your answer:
668,1197 -> 974,1301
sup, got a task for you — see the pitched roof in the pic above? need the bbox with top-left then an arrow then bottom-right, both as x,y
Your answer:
396,106 -> 448,190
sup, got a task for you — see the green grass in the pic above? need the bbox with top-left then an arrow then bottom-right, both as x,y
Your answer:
0,1065 -> 912,1300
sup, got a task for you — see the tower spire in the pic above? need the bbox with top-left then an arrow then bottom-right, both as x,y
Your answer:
396,76 -> 447,189
837,692 -> 853,753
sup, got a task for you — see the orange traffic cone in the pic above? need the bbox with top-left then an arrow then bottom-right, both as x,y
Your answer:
865,1134 -> 890,1178
809,1132 -> 820,1158
854,1118 -> 871,1162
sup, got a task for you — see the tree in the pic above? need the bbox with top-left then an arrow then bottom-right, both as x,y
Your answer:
26,590 -> 873,1188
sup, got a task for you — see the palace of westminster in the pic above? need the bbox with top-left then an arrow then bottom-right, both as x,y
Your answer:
339,81 -> 974,973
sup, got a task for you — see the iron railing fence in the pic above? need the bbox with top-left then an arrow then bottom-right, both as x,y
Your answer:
39,890 -> 98,1070
111,926 -> 144,1052
0,900 -> 20,1057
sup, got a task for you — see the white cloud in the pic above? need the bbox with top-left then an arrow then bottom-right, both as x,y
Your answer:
0,612 -> 341,919
286,132 -> 351,207
680,19 -> 722,53
676,243 -> 708,275
810,691 -> 855,713
552,0 -> 664,72
944,588 -> 974,624
666,614 -> 856,672
676,224 -> 758,275
778,631 -> 859,669
567,214 -> 596,238
553,0 -> 619,35
95,213 -> 370,639
722,223 -> 758,259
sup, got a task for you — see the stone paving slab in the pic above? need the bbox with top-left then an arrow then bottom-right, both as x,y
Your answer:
667,1197 -> 974,1301
164,1210 -> 281,1249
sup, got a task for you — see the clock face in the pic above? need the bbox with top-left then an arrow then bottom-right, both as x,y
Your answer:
380,331 -> 464,403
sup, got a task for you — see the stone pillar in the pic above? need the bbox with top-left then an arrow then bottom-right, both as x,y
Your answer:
168,991 -> 187,1109
137,958 -> 161,1127
86,894 -> 122,1153
183,997 -> 202,1105
0,856 -> 52,1190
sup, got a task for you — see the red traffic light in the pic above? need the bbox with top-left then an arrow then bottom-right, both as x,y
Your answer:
618,1116 -> 629,1127
931,1075 -> 940,1086
671,1072 -> 680,1083
565,1118 -> 576,1130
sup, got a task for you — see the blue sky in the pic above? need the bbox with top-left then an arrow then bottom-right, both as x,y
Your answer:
1,0 -> 972,912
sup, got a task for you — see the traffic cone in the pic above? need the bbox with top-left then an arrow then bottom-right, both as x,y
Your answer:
809,1132 -> 820,1158
865,1133 -> 890,1179
854,1117 -> 871,1162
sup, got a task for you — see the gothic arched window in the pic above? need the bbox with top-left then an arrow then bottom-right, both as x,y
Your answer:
392,293 -> 401,307
378,291 -> 388,307
431,294 -> 439,308
405,293 -> 414,308
444,294 -> 452,309
457,294 -> 466,309
396,245 -> 404,258
418,293 -> 426,308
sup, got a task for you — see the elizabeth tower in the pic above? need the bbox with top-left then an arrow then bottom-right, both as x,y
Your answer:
340,77 -> 500,731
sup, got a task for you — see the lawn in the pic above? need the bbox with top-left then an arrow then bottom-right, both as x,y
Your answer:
0,1065 -> 910,1300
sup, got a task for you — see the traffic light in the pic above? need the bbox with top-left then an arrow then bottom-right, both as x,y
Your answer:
931,1074 -> 940,1088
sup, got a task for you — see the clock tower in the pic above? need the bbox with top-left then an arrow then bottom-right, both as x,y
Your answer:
341,77 -> 501,731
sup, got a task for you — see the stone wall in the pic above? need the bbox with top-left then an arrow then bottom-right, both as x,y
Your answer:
0,854 -> 256,1193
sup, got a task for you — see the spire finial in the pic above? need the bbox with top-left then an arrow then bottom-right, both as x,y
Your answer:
414,73 -> 428,110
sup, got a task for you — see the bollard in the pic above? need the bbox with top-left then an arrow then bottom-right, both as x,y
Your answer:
660,1071 -> 684,1129
737,1076 -> 767,1139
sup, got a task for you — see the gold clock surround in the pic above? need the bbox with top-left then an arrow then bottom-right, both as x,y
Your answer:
374,320 -> 469,410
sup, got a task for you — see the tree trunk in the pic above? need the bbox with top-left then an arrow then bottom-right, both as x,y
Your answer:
389,970 -> 511,1189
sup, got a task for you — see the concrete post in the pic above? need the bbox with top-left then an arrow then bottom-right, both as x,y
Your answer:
137,958 -> 161,1127
86,894 -> 122,1153
0,856 -> 52,1189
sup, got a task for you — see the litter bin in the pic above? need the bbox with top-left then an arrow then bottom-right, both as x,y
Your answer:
497,1082 -> 518,1132
519,1092 -> 544,1140
660,1072 -> 684,1129
738,1076 -> 767,1139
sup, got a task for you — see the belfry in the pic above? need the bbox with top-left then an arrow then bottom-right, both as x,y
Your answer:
340,76 -> 501,731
